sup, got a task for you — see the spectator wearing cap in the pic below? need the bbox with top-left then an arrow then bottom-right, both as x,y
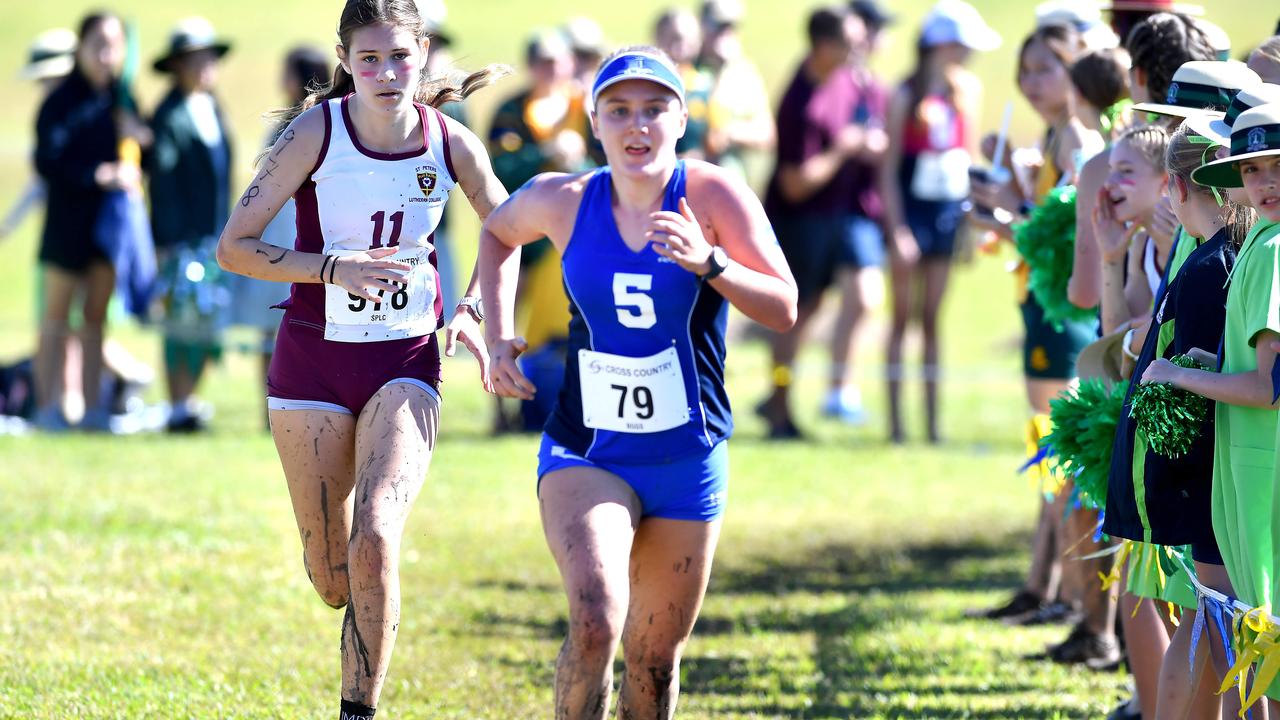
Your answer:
758,6 -> 888,438
696,0 -> 775,178
146,17 -> 234,433
654,7 -> 716,160
880,0 -> 997,444
487,29 -> 599,432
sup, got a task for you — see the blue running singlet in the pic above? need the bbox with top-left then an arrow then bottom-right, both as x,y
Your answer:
542,161 -> 732,464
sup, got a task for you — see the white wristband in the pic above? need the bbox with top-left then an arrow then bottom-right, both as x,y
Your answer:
1122,328 -> 1139,361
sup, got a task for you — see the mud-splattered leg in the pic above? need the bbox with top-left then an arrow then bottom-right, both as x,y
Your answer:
341,382 -> 439,707
539,466 -> 642,720
617,518 -> 721,720
270,408 -> 358,608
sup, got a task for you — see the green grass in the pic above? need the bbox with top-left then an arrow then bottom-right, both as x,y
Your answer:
2,0 -> 1270,717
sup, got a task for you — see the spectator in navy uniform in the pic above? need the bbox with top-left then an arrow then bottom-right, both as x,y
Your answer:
147,17 -> 234,433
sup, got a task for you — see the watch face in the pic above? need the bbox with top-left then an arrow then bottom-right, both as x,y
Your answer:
713,247 -> 728,268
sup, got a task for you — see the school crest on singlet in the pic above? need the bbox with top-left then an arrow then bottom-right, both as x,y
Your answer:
298,96 -> 457,343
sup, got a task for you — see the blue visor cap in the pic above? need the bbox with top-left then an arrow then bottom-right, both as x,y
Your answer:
591,53 -> 685,108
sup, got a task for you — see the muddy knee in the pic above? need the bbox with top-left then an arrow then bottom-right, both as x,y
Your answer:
303,552 -> 350,608
566,600 -> 625,665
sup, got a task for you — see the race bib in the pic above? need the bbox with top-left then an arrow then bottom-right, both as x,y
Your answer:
579,347 -> 690,434
323,247 -> 438,342
911,148 -> 971,202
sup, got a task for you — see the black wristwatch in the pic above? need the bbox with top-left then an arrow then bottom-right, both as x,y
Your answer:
700,246 -> 729,281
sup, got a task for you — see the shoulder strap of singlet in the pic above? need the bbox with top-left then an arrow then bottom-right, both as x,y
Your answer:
662,160 -> 687,211
428,107 -> 457,183
308,100 -> 335,176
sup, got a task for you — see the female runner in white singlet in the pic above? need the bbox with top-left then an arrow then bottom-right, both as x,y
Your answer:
215,1 -> 508,717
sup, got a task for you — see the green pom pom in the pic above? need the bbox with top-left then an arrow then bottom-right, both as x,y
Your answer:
1043,377 -> 1129,510
1013,186 -> 1099,330
1130,354 -> 1211,458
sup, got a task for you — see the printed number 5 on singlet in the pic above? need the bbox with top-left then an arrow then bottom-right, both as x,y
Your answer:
613,273 -> 656,329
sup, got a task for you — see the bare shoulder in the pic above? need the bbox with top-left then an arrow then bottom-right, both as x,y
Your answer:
522,170 -> 594,204
683,159 -> 757,215
264,104 -> 327,168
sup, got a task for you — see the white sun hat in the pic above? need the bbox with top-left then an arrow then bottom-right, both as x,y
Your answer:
1131,61 -> 1261,118
1191,103 -> 1280,188
18,28 -> 76,81
1185,83 -> 1280,146
920,0 -> 1002,52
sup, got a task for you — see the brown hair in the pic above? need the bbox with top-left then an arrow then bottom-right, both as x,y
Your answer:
1115,124 -> 1168,169
1165,124 -> 1256,249
1251,36 -> 1280,78
1124,13 -> 1214,102
1070,48 -> 1129,111
1016,23 -> 1084,84
279,0 -> 508,127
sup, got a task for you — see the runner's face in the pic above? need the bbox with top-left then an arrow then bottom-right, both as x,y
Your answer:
593,80 -> 686,176
1104,139 -> 1165,223
342,23 -> 425,112
1239,156 -> 1280,221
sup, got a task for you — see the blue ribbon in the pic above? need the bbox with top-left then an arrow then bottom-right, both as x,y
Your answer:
1017,445 -> 1054,474
1092,512 -> 1106,543
1271,357 -> 1280,404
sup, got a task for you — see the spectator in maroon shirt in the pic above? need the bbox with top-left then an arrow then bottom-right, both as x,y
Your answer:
758,5 -> 888,439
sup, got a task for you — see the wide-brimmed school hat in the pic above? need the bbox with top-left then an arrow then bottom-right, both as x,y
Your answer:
1192,103 -> 1280,188
1131,61 -> 1261,118
920,0 -> 1001,52
1077,327 -> 1130,386
591,50 -> 685,108
19,27 -> 75,81
153,17 -> 231,73
1185,83 -> 1280,146
1100,0 -> 1203,16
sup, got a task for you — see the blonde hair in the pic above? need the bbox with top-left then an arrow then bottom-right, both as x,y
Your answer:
1115,124 -> 1169,170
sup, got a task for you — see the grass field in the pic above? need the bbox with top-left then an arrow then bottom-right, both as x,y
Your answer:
0,0 -> 1272,718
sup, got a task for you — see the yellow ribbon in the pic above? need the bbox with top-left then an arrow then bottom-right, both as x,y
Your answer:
1217,604 -> 1280,716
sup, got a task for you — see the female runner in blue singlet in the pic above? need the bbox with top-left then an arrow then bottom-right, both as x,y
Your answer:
479,47 -> 797,719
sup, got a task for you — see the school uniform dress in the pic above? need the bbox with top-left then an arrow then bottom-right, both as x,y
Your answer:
1104,228 -> 1234,602
1212,219 -> 1280,612
536,161 -> 730,522
267,97 -> 455,416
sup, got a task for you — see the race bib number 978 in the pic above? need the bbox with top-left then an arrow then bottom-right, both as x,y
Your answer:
323,247 -> 438,342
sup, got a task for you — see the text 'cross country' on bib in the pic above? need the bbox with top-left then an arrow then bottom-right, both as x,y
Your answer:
579,347 -> 690,434
323,246 -> 438,342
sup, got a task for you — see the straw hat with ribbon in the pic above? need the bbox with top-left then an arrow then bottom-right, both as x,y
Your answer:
152,17 -> 231,73
1132,61 -> 1261,119
1186,83 -> 1280,146
1192,103 -> 1280,188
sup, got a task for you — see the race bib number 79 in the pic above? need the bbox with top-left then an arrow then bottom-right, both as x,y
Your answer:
579,347 -> 690,434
